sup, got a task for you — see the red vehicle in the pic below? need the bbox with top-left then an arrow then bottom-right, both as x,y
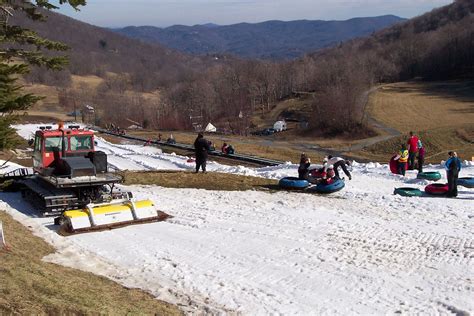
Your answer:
32,125 -> 96,173
9,123 -> 166,234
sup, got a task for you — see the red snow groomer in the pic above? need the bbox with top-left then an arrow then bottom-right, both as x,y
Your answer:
16,123 -> 167,234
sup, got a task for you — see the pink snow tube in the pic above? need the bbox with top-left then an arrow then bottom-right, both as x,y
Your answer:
425,183 -> 449,195
389,155 -> 408,174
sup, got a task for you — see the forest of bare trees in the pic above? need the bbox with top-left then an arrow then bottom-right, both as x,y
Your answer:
19,0 -> 474,135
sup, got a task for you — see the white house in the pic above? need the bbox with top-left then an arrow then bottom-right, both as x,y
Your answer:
273,120 -> 287,132
204,122 -> 217,133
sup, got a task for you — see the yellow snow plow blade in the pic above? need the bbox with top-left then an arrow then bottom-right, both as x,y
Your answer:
59,199 -> 170,235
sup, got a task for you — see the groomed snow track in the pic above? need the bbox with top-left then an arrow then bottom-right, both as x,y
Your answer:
94,128 -> 285,167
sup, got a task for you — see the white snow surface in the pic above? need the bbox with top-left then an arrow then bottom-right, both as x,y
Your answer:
0,160 -> 26,174
1,123 -> 473,314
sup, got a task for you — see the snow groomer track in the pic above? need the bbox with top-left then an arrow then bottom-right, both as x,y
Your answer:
94,128 -> 284,167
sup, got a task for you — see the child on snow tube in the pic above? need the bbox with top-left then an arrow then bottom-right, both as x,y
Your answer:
298,153 -> 311,180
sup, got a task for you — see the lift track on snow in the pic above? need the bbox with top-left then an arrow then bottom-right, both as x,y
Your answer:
93,128 -> 285,167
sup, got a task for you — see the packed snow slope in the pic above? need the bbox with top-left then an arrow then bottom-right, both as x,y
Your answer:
1,124 -> 473,314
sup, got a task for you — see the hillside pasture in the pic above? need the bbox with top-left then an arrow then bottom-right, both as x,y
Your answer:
369,81 -> 474,132
363,81 -> 474,161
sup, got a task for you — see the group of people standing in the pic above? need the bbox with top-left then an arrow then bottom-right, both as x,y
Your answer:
394,131 -> 462,197
394,131 -> 425,176
106,123 -> 125,135
193,131 -> 463,198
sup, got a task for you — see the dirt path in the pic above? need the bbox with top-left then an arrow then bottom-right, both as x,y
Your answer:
238,86 -> 402,161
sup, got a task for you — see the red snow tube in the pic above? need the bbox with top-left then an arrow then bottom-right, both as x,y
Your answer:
389,155 -> 408,174
187,158 -> 195,163
425,183 -> 449,195
310,168 -> 325,178
308,168 -> 325,183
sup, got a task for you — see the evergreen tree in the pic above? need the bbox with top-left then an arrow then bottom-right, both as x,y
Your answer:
0,0 -> 85,149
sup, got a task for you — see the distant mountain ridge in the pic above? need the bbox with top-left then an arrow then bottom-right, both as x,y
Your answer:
113,15 -> 405,59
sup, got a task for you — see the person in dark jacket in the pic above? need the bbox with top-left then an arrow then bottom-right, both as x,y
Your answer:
417,140 -> 425,173
194,133 -> 210,173
298,153 -> 311,180
445,151 -> 462,197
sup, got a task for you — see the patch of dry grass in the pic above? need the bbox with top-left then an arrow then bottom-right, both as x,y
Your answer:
250,97 -> 313,128
0,151 -> 33,168
21,84 -> 60,111
368,81 -> 474,132
363,80 -> 474,161
18,111 -> 71,122
358,126 -> 474,163
71,74 -> 104,90
123,170 -> 278,191
0,211 -> 182,315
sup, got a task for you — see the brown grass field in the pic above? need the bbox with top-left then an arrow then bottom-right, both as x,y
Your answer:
19,75 -> 160,123
369,81 -> 474,132
0,211 -> 182,315
365,81 -> 474,161
123,170 -> 278,191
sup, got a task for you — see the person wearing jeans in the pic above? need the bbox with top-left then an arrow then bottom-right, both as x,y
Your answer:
194,133 -> 210,173
445,151 -> 461,197
407,131 -> 419,170
394,144 -> 409,176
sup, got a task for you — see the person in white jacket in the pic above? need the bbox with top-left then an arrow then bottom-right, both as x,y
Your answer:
324,155 -> 352,180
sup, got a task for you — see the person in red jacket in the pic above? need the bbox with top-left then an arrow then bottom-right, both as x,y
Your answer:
221,142 -> 229,154
407,131 -> 419,170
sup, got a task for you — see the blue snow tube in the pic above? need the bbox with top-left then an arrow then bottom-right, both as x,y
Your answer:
458,177 -> 474,188
314,179 -> 345,194
278,177 -> 310,190
416,171 -> 441,181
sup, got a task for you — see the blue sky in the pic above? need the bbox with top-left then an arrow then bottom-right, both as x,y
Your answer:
57,0 -> 454,27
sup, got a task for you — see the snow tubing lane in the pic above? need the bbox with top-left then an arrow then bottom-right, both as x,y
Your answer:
278,177 -> 310,190
425,183 -> 449,195
394,187 -> 423,197
417,171 -> 441,181
458,177 -> 474,188
314,179 -> 345,194
389,155 -> 408,174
